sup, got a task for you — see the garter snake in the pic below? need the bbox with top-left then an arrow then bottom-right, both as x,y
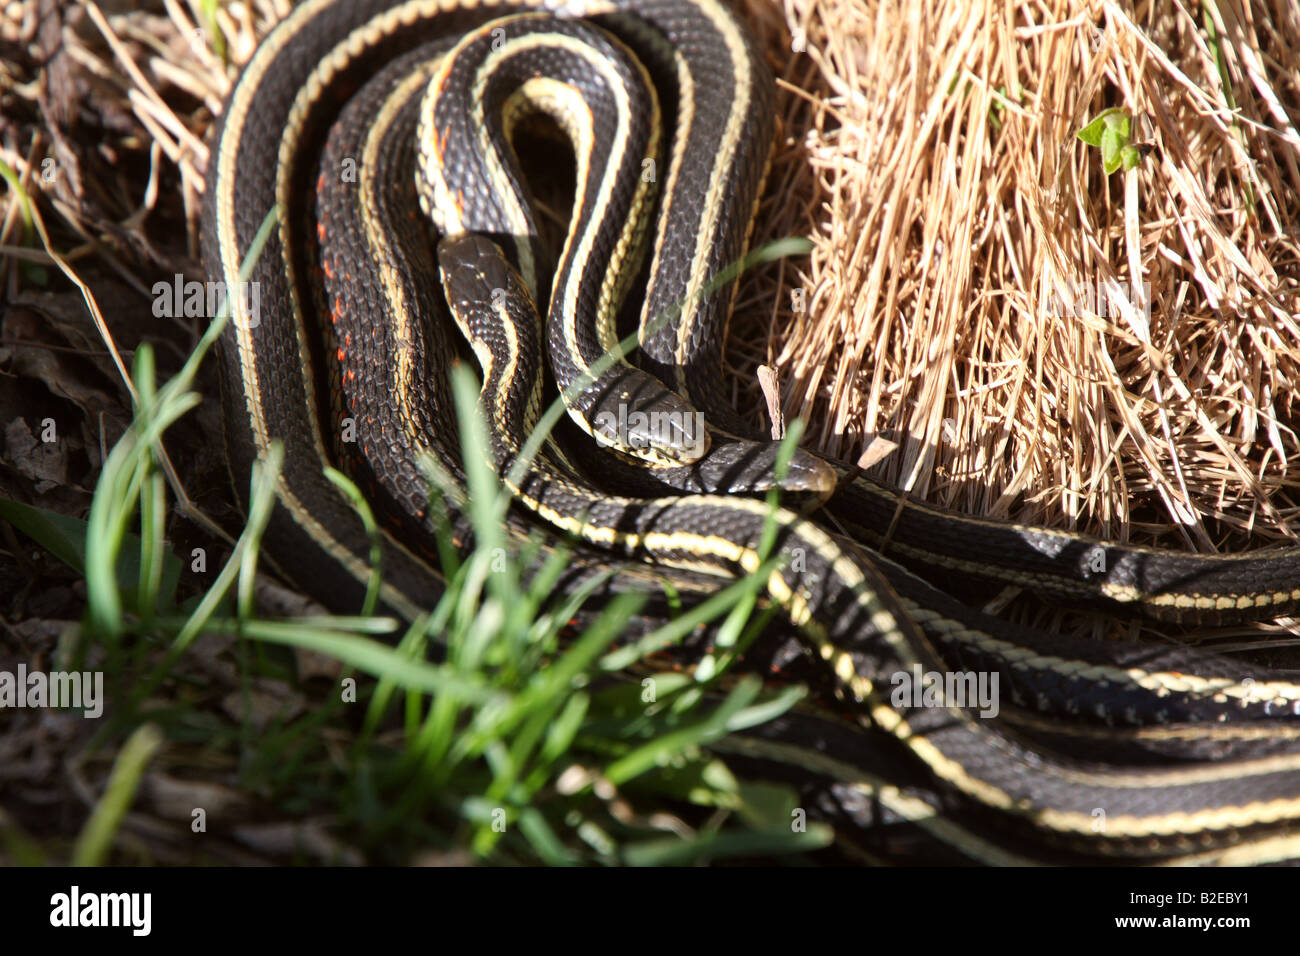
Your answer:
203,0 -> 1300,864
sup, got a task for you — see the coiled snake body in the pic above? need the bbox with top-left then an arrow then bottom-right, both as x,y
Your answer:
203,0 -> 1300,864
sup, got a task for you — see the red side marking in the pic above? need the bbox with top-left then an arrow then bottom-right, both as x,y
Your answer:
439,115 -> 453,159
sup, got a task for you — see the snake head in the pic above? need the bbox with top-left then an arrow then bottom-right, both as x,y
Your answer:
666,439 -> 837,504
436,234 -> 536,320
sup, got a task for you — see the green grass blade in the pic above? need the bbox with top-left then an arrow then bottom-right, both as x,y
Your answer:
70,724 -> 164,866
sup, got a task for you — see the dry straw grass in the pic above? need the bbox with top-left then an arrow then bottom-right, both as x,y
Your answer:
735,0 -> 1300,567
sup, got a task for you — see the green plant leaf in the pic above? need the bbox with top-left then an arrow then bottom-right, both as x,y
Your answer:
1101,128 -> 1122,173
0,497 -> 180,608
626,756 -> 744,809
1077,108 -> 1128,147
734,779 -> 804,828
0,497 -> 87,570
1120,144 -> 1145,170
1076,116 -> 1106,146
